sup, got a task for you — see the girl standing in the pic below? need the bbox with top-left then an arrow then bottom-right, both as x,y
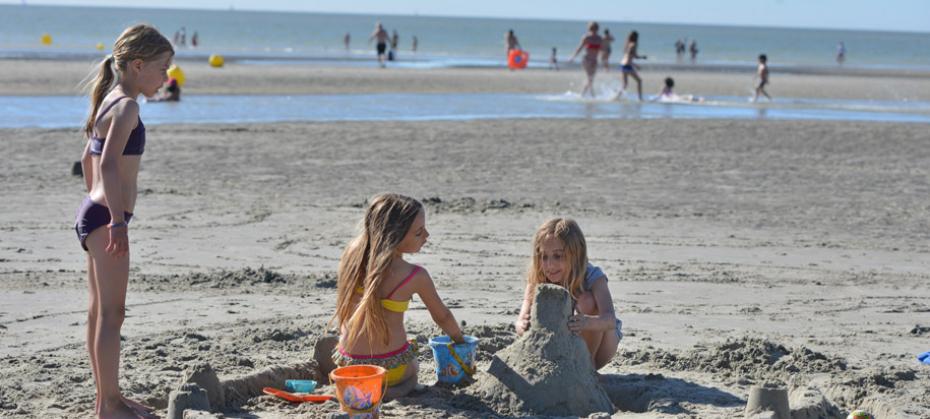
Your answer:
76,24 -> 173,418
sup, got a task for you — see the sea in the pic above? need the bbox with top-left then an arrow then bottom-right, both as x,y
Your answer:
2,4 -> 929,128
1,4 -> 929,70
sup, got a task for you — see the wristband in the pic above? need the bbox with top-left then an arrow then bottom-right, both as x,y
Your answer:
108,221 -> 127,229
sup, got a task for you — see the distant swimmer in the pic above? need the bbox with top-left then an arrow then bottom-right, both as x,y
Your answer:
412,35 -> 418,53
601,29 -> 615,72
675,38 -> 685,63
651,77 -> 702,103
836,41 -> 846,65
753,54 -> 772,102
369,22 -> 390,68
344,32 -> 351,51
569,22 -> 603,98
615,30 -> 647,101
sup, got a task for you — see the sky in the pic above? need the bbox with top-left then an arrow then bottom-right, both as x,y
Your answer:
3,0 -> 928,33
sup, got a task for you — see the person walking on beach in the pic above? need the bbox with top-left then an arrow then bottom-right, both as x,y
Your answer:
753,54 -> 772,102
836,41 -> 846,65
675,38 -> 685,63
344,32 -> 351,51
600,29 -> 615,72
569,21 -> 604,98
505,29 -> 521,56
389,29 -> 399,61
549,47 -> 559,70
615,30 -> 647,101
689,39 -> 698,63
412,35 -> 418,53
76,24 -> 173,419
369,22 -> 390,68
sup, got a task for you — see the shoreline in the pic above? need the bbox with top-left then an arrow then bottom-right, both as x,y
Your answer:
4,51 -> 930,78
2,59 -> 930,101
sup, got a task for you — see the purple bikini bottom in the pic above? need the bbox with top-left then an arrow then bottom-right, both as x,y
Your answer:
75,196 -> 132,251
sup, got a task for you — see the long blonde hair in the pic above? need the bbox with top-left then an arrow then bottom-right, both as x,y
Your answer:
527,218 -> 588,300
333,193 -> 424,348
83,24 -> 173,138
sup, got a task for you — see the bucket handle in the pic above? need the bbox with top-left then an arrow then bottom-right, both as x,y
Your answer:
446,343 -> 475,377
329,367 -> 389,416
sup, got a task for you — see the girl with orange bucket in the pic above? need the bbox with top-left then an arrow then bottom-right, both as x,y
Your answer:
514,218 -> 622,370
331,193 -> 466,402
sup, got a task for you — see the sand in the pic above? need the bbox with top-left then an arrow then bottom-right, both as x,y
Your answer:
1,63 -> 930,417
1,58 -> 930,100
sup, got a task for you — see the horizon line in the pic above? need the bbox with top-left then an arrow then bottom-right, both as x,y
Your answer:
3,2 -> 929,35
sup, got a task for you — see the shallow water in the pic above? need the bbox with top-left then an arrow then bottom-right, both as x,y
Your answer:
3,93 -> 929,129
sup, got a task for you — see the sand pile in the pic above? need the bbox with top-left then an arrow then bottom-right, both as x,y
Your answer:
134,267 -> 337,292
469,284 -> 615,417
617,337 -> 847,382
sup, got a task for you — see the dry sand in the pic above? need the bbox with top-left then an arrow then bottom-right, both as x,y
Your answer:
1,62 -> 930,417
1,116 -> 928,418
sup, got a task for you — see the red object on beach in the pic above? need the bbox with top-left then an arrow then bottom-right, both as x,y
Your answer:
508,49 -> 529,70
262,387 -> 334,404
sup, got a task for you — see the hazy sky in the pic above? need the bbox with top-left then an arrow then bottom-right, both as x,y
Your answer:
4,0 -> 928,33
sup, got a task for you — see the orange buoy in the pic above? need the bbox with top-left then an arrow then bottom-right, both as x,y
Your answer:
508,49 -> 529,70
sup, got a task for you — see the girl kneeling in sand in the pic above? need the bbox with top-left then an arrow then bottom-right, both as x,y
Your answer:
331,193 -> 465,398
76,25 -> 173,419
514,218 -> 622,369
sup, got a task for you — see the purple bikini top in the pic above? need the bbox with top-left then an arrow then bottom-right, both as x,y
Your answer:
89,96 -> 145,156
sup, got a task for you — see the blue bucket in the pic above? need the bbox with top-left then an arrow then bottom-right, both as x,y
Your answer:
428,335 -> 479,384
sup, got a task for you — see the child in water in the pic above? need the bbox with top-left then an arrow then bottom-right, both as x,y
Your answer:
753,54 -> 772,102
331,193 -> 465,399
652,77 -> 702,103
514,218 -> 622,370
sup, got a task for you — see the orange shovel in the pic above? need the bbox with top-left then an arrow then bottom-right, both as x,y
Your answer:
262,387 -> 334,404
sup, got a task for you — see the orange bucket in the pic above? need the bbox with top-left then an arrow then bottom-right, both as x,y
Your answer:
329,365 -> 387,418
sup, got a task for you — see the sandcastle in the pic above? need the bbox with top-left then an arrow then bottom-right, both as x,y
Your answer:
470,284 -> 615,416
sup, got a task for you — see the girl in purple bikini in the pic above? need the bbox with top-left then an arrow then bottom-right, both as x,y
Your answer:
75,24 -> 172,419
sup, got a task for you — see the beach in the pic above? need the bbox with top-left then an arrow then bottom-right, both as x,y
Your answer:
2,55 -> 930,418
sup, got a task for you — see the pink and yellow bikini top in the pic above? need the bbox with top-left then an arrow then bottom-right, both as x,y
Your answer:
354,265 -> 420,313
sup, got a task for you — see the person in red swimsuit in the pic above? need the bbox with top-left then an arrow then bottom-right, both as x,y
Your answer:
569,21 -> 604,98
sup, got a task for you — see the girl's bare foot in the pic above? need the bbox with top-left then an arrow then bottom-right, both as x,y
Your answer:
98,399 -> 142,419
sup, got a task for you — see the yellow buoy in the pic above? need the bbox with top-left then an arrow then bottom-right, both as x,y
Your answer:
208,54 -> 224,68
40,33 -> 53,46
96,43 -> 105,51
166,64 -> 185,87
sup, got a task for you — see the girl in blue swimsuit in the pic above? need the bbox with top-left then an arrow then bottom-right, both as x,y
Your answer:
616,30 -> 647,101
76,24 -> 172,419
514,218 -> 622,370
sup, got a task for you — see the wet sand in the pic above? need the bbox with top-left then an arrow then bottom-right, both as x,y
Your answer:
1,58 -> 930,101
1,116 -> 929,417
